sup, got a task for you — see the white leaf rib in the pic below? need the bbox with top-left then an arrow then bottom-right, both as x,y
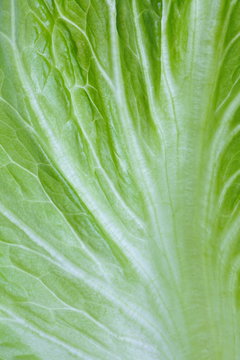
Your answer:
0,305 -> 90,360
218,169 -> 240,206
54,2 -> 114,91
9,11 -> 161,298
7,9 -> 184,338
107,0 -> 181,289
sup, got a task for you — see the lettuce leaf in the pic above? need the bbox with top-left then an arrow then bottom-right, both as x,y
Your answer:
0,0 -> 240,359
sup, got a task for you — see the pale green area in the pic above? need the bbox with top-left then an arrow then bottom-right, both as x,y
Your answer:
0,0 -> 240,359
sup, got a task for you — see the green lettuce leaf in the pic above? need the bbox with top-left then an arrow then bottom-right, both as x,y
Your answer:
0,0 -> 240,359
